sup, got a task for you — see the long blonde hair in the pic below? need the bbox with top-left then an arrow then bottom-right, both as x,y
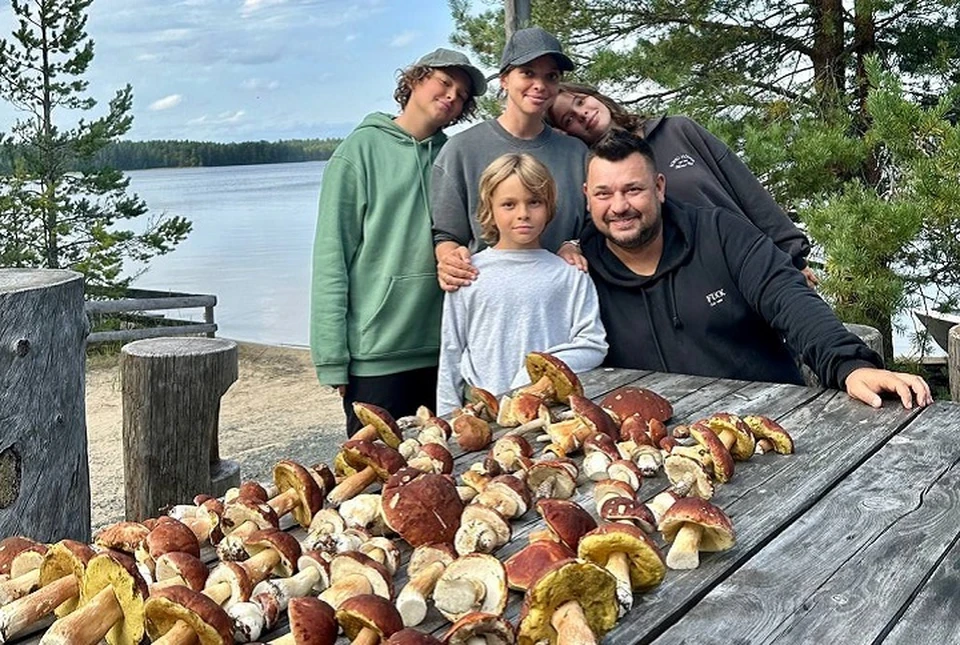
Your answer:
477,153 -> 557,245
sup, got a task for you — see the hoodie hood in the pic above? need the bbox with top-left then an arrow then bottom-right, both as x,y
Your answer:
354,112 -> 448,148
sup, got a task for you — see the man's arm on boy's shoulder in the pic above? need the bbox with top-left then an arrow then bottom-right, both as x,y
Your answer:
310,156 -> 364,387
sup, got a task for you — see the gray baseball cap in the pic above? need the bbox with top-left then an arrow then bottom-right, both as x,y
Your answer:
499,27 -> 575,73
415,48 -> 488,97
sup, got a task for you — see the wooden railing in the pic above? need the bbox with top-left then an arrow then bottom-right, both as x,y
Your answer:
85,288 -> 217,344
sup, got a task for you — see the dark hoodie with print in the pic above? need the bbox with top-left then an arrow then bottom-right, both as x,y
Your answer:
581,197 -> 881,388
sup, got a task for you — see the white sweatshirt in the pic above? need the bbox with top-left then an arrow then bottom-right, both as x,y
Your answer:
436,248 -> 608,415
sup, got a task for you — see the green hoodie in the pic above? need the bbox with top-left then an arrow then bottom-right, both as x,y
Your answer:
310,112 -> 447,385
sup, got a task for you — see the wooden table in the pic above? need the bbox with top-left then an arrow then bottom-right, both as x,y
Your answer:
15,367 -> 960,644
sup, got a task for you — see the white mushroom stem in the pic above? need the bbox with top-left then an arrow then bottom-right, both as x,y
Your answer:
455,522 -> 501,555
433,578 -> 485,617
253,568 -> 323,610
218,521 -> 259,562
0,575 -> 76,642
583,453 -> 613,481
605,553 -> 633,616
351,627 -> 380,645
645,492 -> 678,525
351,423 -> 378,443
550,600 -> 597,645
229,601 -> 266,643
503,417 -> 548,438
151,621 -> 197,645
317,574 -> 373,610
241,549 -> 281,585
406,455 -> 436,473
39,586 -> 121,645
0,569 -> 40,605
266,488 -> 299,517
178,515 -> 215,544
665,523 -> 704,570
396,561 -> 446,627
203,581 -> 233,606
327,467 -> 379,507
457,486 -> 478,503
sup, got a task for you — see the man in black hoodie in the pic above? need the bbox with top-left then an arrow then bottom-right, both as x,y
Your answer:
580,129 -> 931,409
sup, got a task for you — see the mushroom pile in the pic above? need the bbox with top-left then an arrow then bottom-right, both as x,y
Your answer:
0,353 -> 798,644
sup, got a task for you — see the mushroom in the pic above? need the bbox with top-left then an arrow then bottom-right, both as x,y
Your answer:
700,413 -> 756,460
644,490 -> 682,526
40,550 -> 148,645
167,503 -> 223,545
473,475 -> 532,520
351,402 -> 404,448
302,509 -> 347,554
135,517 -> 201,579
358,538 -> 401,576
326,440 -> 406,507
606,459 -> 644,492
268,460 -> 324,528
582,434 -> 621,481
266,597 -> 337,645
452,414 -> 493,452
659,497 -> 736,570
153,552 -> 209,591
454,505 -> 511,556
0,541 -> 47,606
406,443 -> 454,475
663,454 -> 715,499
742,415 -> 795,454
535,499 -> 597,552
336,594 -> 404,644
578,523 -> 667,615
444,612 -> 516,644
381,468 -> 463,548
317,552 -> 393,610
520,352 -> 584,404
386,628 -> 444,644
0,540 -> 93,642
525,460 -> 577,500
217,498 -> 280,562
93,522 -> 150,556
676,425 -> 735,484
497,392 -> 550,428
204,562 -> 254,611
433,554 -> 507,623
622,443 -> 664,477
463,387 -> 500,421
224,481 -> 271,505
0,538 -> 45,581
592,479 -> 636,514
599,386 -> 673,426
516,559 -> 618,645
598,497 -> 657,534
395,543 -> 456,627
504,540 -> 574,592
240,529 -> 302,585
490,436 -> 533,473
143,585 -> 234,644
340,494 -> 391,536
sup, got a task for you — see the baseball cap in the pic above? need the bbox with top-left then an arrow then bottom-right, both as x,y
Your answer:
415,48 -> 488,97
499,26 -> 575,74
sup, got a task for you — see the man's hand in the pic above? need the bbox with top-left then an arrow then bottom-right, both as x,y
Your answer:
800,265 -> 819,288
557,241 -> 589,272
436,242 -> 477,292
844,367 -> 933,410
333,385 -> 346,397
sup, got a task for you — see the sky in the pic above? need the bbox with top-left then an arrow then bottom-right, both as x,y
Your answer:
0,0 -> 490,142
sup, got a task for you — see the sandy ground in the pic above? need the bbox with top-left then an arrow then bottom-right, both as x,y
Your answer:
85,341 -> 345,530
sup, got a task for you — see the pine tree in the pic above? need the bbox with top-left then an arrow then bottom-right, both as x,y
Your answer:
0,0 -> 190,293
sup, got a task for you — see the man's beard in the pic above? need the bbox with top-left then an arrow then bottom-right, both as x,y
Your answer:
604,204 -> 662,250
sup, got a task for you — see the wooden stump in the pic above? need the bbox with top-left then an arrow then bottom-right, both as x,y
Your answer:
121,337 -> 240,521
0,269 -> 90,542
949,324 -> 960,402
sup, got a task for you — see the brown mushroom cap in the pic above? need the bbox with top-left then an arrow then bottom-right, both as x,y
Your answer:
142,517 -> 201,562
37,540 -> 95,617
353,402 -> 403,448
337,593 -> 404,641
243,529 -> 302,577
342,440 -> 406,480
568,395 -> 618,440
536,499 -> 597,551
434,554 -> 507,623
381,469 -> 463,547
466,386 -> 500,421
578,523 -> 667,591
286,597 -> 338,645
599,497 -> 657,534
491,436 -> 533,472
154,552 -> 209,591
0,537 -> 46,577
688,425 -> 735,483
330,552 -> 394,600
742,415 -> 795,454
475,474 -> 532,518
236,481 -> 269,503
94,522 -> 150,554
386,628 -> 444,645
222,498 -> 280,533
663,455 -> 714,499
144,585 -> 234,645
599,386 -> 673,425
444,612 -> 517,644
526,461 -> 577,500
504,540 -> 575,592
703,413 -> 756,460
593,479 -> 637,511
453,414 -> 493,452
606,459 -> 644,491
205,562 -> 253,609
273,460 -> 324,528
583,433 -> 620,461
517,559 -> 618,645
80,551 -> 149,645
659,497 -> 735,551
407,543 -> 456,577
525,352 -> 583,403
310,463 -> 338,495
417,443 -> 454,474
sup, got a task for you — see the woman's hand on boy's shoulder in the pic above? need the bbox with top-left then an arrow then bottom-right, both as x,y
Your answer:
436,243 -> 478,292
558,241 -> 589,272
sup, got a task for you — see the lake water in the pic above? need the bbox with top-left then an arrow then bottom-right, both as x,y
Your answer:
127,160 -> 930,357
127,161 -> 325,346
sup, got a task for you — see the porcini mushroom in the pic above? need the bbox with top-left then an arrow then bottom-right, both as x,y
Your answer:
578,523 -> 666,615
336,594 -> 404,644
135,517 -> 201,579
452,414 -> 493,452
516,559 -> 618,645
153,552 -> 209,592
433,554 -> 507,623
351,402 -> 404,448
326,440 -> 405,508
700,413 -> 756,460
535,499 -> 597,552
317,552 -> 393,610
386,629 -> 443,645
582,434 -> 621,482
266,597 -> 337,645
473,475 -> 531,520
525,460 -> 577,500
599,386 -> 673,425
302,509 -> 347,554
454,505 -> 511,556
504,540 -> 574,592
659,497 -> 736,570
217,498 -> 280,562
742,415 -> 795,454
381,468 -> 463,548
0,541 -> 47,606
143,585 -> 233,645
663,454 -> 715,500
444,612 -> 516,644
490,436 -> 533,473
269,460 -> 324,528
598,497 -> 657,534
395,543 -> 456,627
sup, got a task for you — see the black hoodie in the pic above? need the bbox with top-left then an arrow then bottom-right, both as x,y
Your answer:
581,198 -> 882,388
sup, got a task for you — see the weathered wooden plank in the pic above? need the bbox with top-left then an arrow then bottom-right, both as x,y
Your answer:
0,269 -> 91,543
84,294 -> 217,314
602,388 -> 920,644
87,323 -> 218,344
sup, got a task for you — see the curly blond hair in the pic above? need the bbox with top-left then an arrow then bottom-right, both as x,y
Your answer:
477,153 -> 557,245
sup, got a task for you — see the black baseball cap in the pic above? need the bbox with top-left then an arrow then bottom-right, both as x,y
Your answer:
499,27 -> 575,74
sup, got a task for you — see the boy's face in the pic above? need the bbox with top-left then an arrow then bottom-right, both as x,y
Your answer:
492,174 -> 550,250
409,68 -> 472,129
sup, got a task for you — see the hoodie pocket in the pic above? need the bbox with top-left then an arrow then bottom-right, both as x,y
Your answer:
358,273 -> 441,357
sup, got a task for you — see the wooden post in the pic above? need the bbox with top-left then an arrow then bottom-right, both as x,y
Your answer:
0,269 -> 91,542
949,324 -> 960,402
505,0 -> 531,42
801,323 -> 884,388
121,337 -> 241,521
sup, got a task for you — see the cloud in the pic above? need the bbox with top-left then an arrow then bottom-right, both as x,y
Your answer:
389,30 -> 418,48
344,33 -> 357,42
149,94 -> 184,111
187,110 -> 245,126
241,78 -> 280,90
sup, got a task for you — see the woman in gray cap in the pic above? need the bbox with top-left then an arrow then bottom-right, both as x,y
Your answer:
430,27 -> 590,291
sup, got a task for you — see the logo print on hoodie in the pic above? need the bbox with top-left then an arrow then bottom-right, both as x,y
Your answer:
706,289 -> 726,307
669,154 -> 696,169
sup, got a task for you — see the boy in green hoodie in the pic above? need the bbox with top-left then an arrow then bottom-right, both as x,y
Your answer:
310,48 -> 487,435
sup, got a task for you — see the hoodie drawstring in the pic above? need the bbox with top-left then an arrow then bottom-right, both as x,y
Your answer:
641,289 -> 669,371
669,272 -> 683,329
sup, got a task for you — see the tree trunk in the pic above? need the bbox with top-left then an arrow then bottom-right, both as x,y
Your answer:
0,269 -> 91,542
121,337 -> 239,521
810,0 -> 846,102
949,324 -> 960,402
